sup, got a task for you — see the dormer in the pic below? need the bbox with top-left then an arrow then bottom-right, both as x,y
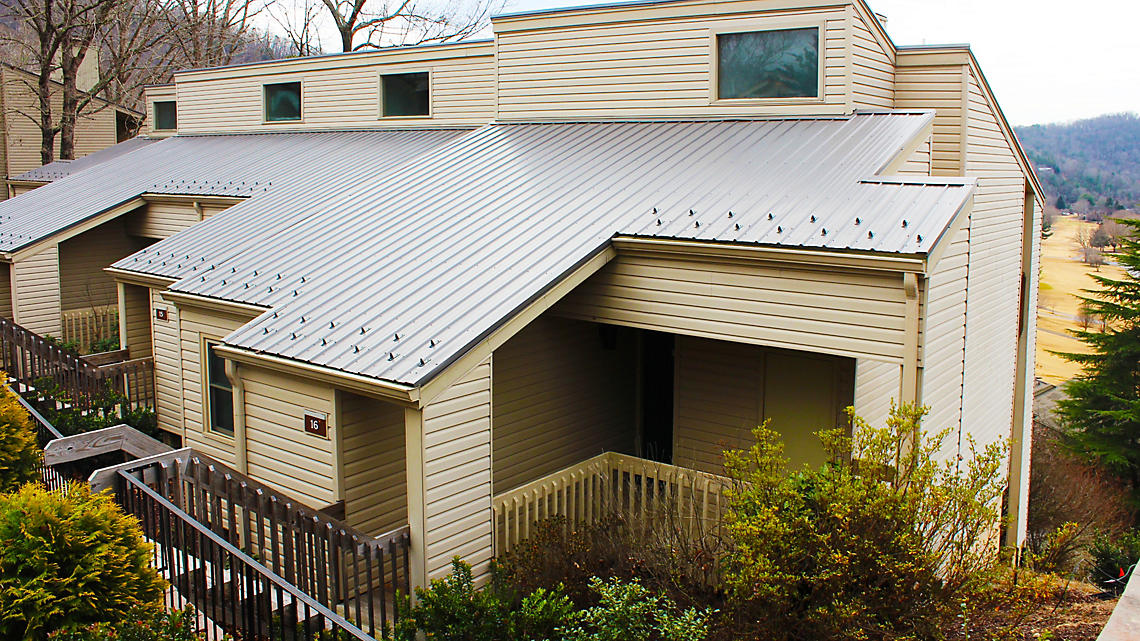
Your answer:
169,41 -> 496,134
491,0 -> 896,119
145,84 -> 178,137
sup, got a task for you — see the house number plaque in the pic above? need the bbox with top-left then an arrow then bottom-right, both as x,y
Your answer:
304,412 -> 328,438
155,308 -> 168,321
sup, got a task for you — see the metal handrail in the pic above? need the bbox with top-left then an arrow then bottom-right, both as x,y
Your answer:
118,470 -> 378,641
8,381 -> 64,440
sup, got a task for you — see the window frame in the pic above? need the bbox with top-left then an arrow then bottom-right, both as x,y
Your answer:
378,69 -> 433,120
202,338 -> 236,439
152,100 -> 177,131
263,80 -> 304,124
708,21 -> 827,106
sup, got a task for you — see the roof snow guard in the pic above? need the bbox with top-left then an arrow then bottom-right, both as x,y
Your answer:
0,129 -> 468,254
12,137 -> 161,184
151,112 -> 972,388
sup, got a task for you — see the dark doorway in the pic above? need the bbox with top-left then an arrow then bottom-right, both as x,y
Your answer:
640,330 -> 674,464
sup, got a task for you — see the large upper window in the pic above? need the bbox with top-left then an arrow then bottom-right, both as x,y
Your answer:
381,72 -> 430,117
206,341 -> 234,436
716,27 -> 820,100
264,81 -> 302,122
153,101 -> 177,130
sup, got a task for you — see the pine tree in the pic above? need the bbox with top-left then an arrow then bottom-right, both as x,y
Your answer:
1057,218 -> 1140,488
1056,194 -> 1068,210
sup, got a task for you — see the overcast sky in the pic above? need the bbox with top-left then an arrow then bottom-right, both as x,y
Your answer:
498,0 -> 1138,127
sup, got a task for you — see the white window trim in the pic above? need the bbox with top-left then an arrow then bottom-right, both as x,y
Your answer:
201,336 -> 236,441
378,69 -> 434,120
262,79 -> 305,124
708,20 -> 827,106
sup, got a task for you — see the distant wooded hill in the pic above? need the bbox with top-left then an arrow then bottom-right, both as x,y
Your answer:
1016,113 -> 1140,211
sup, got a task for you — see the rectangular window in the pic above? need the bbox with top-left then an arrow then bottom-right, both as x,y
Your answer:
381,72 -> 430,117
206,341 -> 234,436
264,81 -> 302,122
717,27 -> 820,100
153,101 -> 177,130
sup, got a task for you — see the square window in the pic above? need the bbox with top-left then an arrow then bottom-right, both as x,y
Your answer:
717,28 -> 820,100
264,81 -> 302,122
381,72 -> 430,117
206,341 -> 234,436
154,101 -> 177,130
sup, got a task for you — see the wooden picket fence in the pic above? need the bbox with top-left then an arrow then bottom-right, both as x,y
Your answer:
62,304 -> 118,349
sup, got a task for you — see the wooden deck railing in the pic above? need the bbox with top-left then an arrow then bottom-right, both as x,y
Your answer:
118,452 -> 410,639
492,451 -> 733,557
62,304 -> 118,349
0,316 -> 154,412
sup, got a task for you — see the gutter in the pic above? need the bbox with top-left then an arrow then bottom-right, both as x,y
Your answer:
104,267 -> 178,289
213,344 -> 420,407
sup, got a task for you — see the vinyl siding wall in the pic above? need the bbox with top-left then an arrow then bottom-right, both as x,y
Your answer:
494,2 -> 850,119
340,392 -> 407,537
58,219 -> 148,311
241,365 -> 336,508
894,58 -> 966,176
0,263 -> 12,318
421,358 -> 493,580
173,46 -> 495,134
12,245 -> 60,336
852,359 -> 898,427
555,254 -> 909,363
179,305 -> 253,466
896,133 -> 932,176
673,336 -> 853,474
959,67 -> 1026,454
128,200 -> 231,239
491,316 -> 636,495
145,85 -> 177,137
920,222 -> 969,453
1,68 -> 120,176
848,4 -> 893,109
151,288 -> 182,436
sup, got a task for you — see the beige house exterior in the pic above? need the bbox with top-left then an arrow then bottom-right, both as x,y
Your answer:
0,0 -> 1040,592
1,64 -> 141,199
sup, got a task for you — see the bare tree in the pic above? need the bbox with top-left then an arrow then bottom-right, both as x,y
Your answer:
270,0 -> 323,56
1084,247 -> 1105,271
163,0 -> 263,69
1075,225 -> 1092,259
1102,218 -> 1129,253
320,0 -> 501,53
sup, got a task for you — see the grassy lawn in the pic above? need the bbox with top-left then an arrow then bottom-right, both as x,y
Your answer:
1035,215 -> 1127,384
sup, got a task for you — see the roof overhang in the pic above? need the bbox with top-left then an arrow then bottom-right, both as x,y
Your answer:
1,196 -> 146,262
105,267 -> 178,289
611,236 -> 929,273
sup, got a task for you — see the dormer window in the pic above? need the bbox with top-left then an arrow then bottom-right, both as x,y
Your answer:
716,27 -> 820,100
154,101 -> 177,130
381,72 -> 430,117
264,81 -> 302,122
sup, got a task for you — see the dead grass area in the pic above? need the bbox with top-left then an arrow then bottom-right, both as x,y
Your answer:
1036,216 -> 1128,384
968,577 -> 1115,641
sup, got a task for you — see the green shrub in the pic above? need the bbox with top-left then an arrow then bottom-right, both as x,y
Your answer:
558,577 -> 712,641
0,483 -> 164,640
396,558 -> 573,641
88,336 -> 120,355
47,606 -> 202,641
1090,530 -> 1140,592
721,403 -> 1008,641
0,378 -> 40,492
28,378 -> 158,439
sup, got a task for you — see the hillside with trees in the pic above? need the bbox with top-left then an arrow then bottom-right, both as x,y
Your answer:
1017,113 -> 1140,212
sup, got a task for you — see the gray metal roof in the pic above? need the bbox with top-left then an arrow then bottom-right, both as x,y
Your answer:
0,129 -> 467,253
11,137 -> 161,183
153,113 -> 972,388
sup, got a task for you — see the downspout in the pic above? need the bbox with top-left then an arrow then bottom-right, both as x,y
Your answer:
901,272 -> 921,403
224,358 -> 248,474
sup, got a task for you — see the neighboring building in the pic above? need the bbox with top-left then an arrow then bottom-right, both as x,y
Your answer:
1,64 -> 142,199
0,0 -> 1042,591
